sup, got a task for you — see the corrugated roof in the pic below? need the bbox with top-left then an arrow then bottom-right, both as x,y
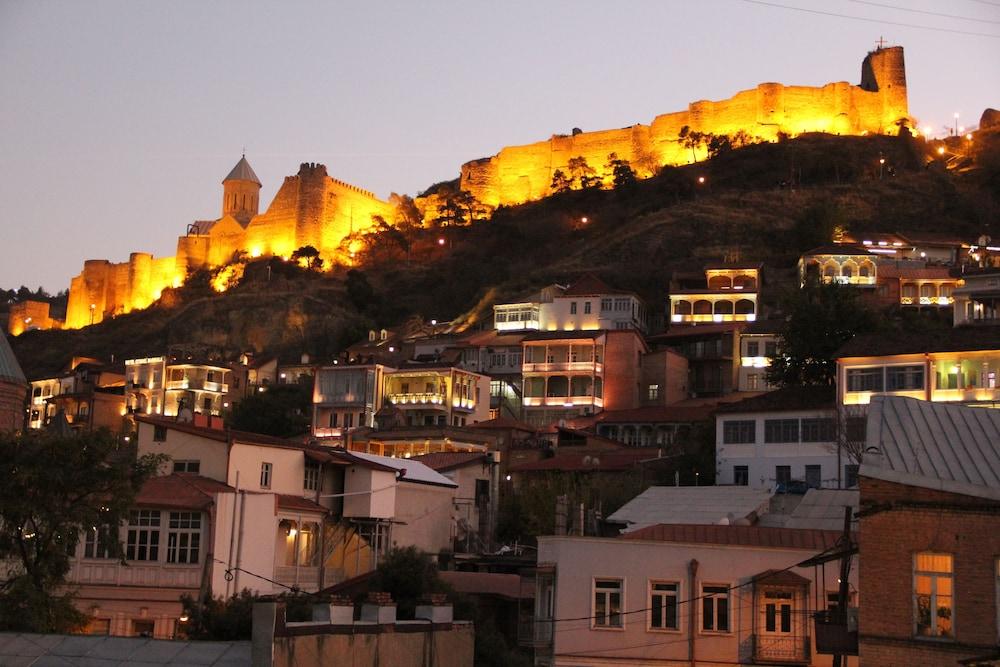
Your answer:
0,334 -> 26,384
861,396 -> 1000,501
621,523 -> 843,550
562,274 -> 629,297
607,486 -> 773,532
223,155 -> 261,185
411,451 -> 490,472
347,451 -> 458,488
758,489 -> 859,531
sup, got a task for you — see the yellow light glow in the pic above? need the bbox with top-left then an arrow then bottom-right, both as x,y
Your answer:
250,247 -> 262,258
937,147 -> 945,155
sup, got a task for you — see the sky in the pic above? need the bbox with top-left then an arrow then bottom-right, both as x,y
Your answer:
1,0 -> 998,293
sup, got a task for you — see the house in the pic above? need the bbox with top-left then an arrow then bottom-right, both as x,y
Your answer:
836,327 -> 1000,408
953,268 -> 1000,326
532,522 -> 852,666
412,451 -> 500,553
669,264 -> 761,324
838,230 -> 967,265
714,386 -> 853,490
493,276 -> 648,334
0,333 -> 27,432
347,425 -> 497,458
799,244 -> 879,288
590,405 -> 713,449
877,263 -> 961,309
28,358 -> 126,433
649,322 -> 745,397
312,363 -> 390,437
123,354 -> 248,424
736,319 -> 782,392
858,396 -> 1000,665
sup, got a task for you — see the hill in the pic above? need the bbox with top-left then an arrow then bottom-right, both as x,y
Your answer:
9,130 -> 999,379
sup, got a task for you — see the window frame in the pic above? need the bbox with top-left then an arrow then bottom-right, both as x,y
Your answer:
914,552 -> 954,639
701,583 -> 731,634
260,462 -> 272,489
126,510 -> 161,562
166,511 -> 202,564
592,577 -> 625,630
304,461 -> 320,491
723,420 -> 756,445
733,465 -> 749,486
764,419 -> 799,444
648,580 -> 681,632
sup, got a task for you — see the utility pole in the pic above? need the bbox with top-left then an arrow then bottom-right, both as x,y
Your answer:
833,505 -> 853,667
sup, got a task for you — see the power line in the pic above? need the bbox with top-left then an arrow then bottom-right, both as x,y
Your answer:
739,0 -> 1000,38
846,0 -> 1000,24
966,0 -> 1000,8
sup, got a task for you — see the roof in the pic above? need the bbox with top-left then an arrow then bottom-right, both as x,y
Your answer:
621,523 -> 843,551
836,325 -> 1000,358
410,451 -> 491,472
346,451 -> 458,488
439,571 -> 533,600
0,633 -> 250,666
861,396 -> 1000,501
223,155 -> 261,185
703,262 -> 763,271
562,274 -> 629,297
276,493 -> 327,514
716,385 -> 836,414
608,486 -> 773,532
507,448 -> 663,473
593,405 -> 714,424
649,322 -> 745,341
0,334 -> 26,384
522,330 -> 605,342
877,264 -> 955,280
135,475 -> 234,510
744,319 -> 785,335
469,416 -> 537,433
802,243 -> 876,256
758,489 -> 860,531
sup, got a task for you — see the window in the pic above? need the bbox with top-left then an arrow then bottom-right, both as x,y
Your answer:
764,591 -> 793,633
202,396 -> 212,411
747,374 -> 760,390
260,462 -> 272,489
844,464 -> 859,488
734,465 -> 749,486
847,368 -> 883,392
84,525 -> 117,559
914,553 -> 953,638
648,384 -> 659,401
801,418 -> 836,442
723,420 -> 755,444
746,341 -> 760,357
593,579 -> 623,628
570,302 -> 577,315
153,425 -> 167,442
765,419 -> 799,443
172,460 -> 200,474
126,510 -> 160,561
166,512 -> 201,564
304,462 -> 320,491
584,301 -> 592,314
650,582 -> 679,630
702,585 -> 730,632
133,620 -> 155,638
805,465 -> 822,488
764,341 -> 778,358
775,465 -> 792,485
887,365 -> 924,391
601,298 -> 612,312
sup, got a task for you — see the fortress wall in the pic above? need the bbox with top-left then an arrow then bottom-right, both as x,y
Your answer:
127,253 -> 153,311
67,260 -> 112,328
176,235 -> 211,274
202,217 -> 247,267
149,256 -> 177,300
245,173 -> 303,259
319,178 -> 394,255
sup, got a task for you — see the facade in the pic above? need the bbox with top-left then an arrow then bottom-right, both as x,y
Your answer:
737,320 -> 782,393
650,323 -> 744,397
836,328 -> 1000,407
28,359 -> 126,433
953,269 -> 1000,326
799,244 -> 879,288
858,396 -> 1000,665
382,364 -> 490,427
715,387 -> 852,490
412,451 -> 500,554
533,525 -> 852,666
313,364 -> 388,438
592,405 -> 712,449
670,264 -> 760,325
493,276 -> 648,334
0,333 -> 27,432
124,355 -> 247,424
6,299 -> 64,336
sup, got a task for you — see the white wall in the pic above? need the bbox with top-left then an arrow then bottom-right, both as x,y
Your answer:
392,483 -> 456,556
228,442 -> 305,495
343,466 -> 397,519
136,421 -> 229,481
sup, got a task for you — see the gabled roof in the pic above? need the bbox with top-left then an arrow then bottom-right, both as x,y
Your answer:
715,385 -> 836,414
621,523 -> 843,551
648,322 -> 745,341
469,416 -> 537,433
802,243 -> 876,256
135,474 -> 234,510
411,451 -> 491,472
223,155 -> 261,185
276,494 -> 327,514
561,274 -> 629,297
608,486 -> 773,532
346,451 -> 458,488
0,334 -> 26,384
861,396 -> 1000,501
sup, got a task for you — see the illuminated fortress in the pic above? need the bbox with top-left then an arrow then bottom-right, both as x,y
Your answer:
59,46 -> 908,330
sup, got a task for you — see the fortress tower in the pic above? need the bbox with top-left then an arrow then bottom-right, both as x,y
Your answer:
860,45 -> 908,131
222,155 -> 262,223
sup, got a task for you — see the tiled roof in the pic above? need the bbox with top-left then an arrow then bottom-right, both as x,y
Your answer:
223,155 -> 261,185
562,274 -> 628,297
135,475 -> 234,510
411,451 -> 490,472
862,396 -> 1000,501
836,325 -> 1000,358
508,448 -> 663,473
877,264 -> 956,280
593,405 -> 715,423
522,330 -> 605,341
703,262 -> 763,270
716,385 -> 836,413
0,334 -> 26,384
346,451 -> 458,487
469,416 -> 537,433
649,322 -> 745,340
621,523 -> 843,551
276,494 -> 327,514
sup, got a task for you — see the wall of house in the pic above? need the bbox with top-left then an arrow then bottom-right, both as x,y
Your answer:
859,477 -> 1000,665
0,377 -> 26,433
537,535 -> 848,666
136,422 -> 229,481
603,331 -> 644,411
343,466 -> 397,519
640,348 -> 689,406
212,491 -> 280,597
392,483 -> 456,556
91,393 -> 126,433
229,442 -> 306,495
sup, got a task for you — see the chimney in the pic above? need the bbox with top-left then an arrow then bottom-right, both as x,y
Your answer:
415,593 -> 453,624
361,591 -> 397,625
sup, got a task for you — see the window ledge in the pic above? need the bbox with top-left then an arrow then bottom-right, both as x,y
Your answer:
591,625 -> 625,632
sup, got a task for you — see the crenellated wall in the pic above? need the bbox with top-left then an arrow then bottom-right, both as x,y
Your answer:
459,46 -> 910,208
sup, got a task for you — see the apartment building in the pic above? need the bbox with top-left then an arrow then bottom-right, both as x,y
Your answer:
27,357 -> 126,433
494,275 -> 648,334
669,264 -> 760,325
737,319 -> 782,393
124,355 -> 248,423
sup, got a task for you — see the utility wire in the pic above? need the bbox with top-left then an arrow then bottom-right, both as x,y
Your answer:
846,0 -> 1000,24
966,0 -> 1000,8
739,0 -> 1000,38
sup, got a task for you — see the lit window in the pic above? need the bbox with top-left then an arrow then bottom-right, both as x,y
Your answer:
886,365 -> 924,391
914,553 -> 953,638
847,368 -> 884,392
702,584 -> 730,632
260,462 -> 272,489
593,579 -> 623,628
648,384 -> 659,401
746,341 -> 759,357
649,581 -> 679,630
304,461 -> 320,491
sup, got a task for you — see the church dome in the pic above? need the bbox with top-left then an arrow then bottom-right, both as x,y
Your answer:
223,155 -> 261,186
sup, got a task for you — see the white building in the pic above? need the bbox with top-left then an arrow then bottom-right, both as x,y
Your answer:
494,275 -> 648,334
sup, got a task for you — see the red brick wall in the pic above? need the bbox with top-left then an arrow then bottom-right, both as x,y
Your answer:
0,379 -> 26,432
603,331 -> 643,411
859,476 -> 1000,665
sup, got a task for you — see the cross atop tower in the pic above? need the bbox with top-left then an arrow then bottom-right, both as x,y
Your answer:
876,36 -> 886,50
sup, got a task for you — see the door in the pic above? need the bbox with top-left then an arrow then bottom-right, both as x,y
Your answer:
758,590 -> 803,662
805,465 -> 822,489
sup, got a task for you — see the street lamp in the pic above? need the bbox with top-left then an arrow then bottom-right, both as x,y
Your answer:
89,303 -> 96,325
954,112 -> 959,136
878,156 -> 886,179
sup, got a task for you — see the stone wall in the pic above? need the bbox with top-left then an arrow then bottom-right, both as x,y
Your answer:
458,47 -> 910,208
7,300 -> 62,336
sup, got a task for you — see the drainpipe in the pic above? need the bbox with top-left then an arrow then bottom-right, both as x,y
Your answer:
226,471 -> 240,597
925,353 -> 932,402
688,559 -> 699,667
234,491 -> 247,592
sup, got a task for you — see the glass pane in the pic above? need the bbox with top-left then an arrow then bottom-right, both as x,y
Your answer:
718,598 -> 729,631
703,598 -> 713,630
781,604 -> 791,633
937,596 -> 953,636
766,604 -> 776,632
609,593 -> 621,626
916,594 -> 931,635
666,598 -> 677,629
595,593 -> 606,625
915,575 -> 932,595
651,597 -> 663,628
936,576 -> 952,595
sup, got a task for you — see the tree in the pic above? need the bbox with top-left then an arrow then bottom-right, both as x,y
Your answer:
766,278 -> 877,387
707,134 -> 732,159
678,125 -> 708,163
227,381 -> 312,437
605,153 -> 637,188
345,269 -> 377,313
369,547 -> 448,619
0,430 -> 163,632
290,245 -> 323,270
550,169 -> 572,193
567,156 -> 598,190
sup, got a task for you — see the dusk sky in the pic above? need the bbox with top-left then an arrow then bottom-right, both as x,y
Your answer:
1,0 -> 997,293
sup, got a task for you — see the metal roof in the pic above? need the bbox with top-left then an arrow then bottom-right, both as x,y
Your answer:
620,523 -> 842,551
347,451 -> 458,488
862,396 -> 1000,501
0,632 -> 250,665
607,486 -> 773,532
758,489 -> 859,531
0,334 -> 26,384
223,155 -> 261,185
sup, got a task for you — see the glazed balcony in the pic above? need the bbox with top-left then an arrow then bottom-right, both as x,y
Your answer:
522,361 -> 602,374
386,392 -> 447,407
69,559 -> 202,589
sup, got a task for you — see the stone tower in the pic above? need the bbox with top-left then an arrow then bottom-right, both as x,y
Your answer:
222,155 -> 261,223
859,45 -> 908,129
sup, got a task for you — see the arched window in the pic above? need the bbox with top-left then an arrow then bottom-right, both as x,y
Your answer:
859,261 -> 875,279
570,376 -> 593,397
902,283 -> 918,299
841,261 -> 857,279
735,299 -> 755,315
823,263 -> 839,280
694,300 -> 713,315
714,300 -> 734,315
733,274 -> 757,290
708,275 -> 732,290
674,300 -> 692,315
920,283 -> 937,299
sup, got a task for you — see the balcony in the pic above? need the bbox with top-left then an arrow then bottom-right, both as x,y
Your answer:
523,361 -> 602,373
900,296 -> 954,306
517,616 -> 553,648
387,392 -> 447,407
69,559 -> 202,589
522,395 -> 603,408
165,379 -> 190,390
751,634 -> 811,664
450,397 -> 476,412
813,610 -> 858,656
203,381 -> 228,393
822,275 -> 876,287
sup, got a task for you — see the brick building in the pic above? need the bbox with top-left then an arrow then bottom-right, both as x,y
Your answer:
858,396 -> 1000,666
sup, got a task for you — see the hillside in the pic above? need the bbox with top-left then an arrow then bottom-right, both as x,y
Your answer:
9,130 -> 999,379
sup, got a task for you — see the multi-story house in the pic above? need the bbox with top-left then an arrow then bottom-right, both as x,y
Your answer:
649,323 -> 744,397
67,415 -> 460,639
839,230 -> 967,265
715,386 -> 857,490
494,276 -> 648,334
669,264 -> 761,325
124,354 -> 248,424
737,319 -> 782,393
877,264 -> 961,309
312,363 -> 389,438
530,523 -> 852,666
799,244 -> 879,288
28,357 -> 126,432
836,327 -> 1000,408
521,329 -> 646,426
380,363 -> 490,427
858,396 -> 1000,665
953,268 -> 1000,326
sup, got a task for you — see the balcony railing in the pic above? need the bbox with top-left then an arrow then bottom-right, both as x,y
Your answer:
451,397 -> 476,411
752,634 -> 811,664
517,617 -> 553,648
69,560 -> 202,589
165,379 -> 190,390
522,396 -> 603,408
386,392 -> 446,407
202,381 -> 228,393
522,361 -> 601,373
900,296 -> 954,306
